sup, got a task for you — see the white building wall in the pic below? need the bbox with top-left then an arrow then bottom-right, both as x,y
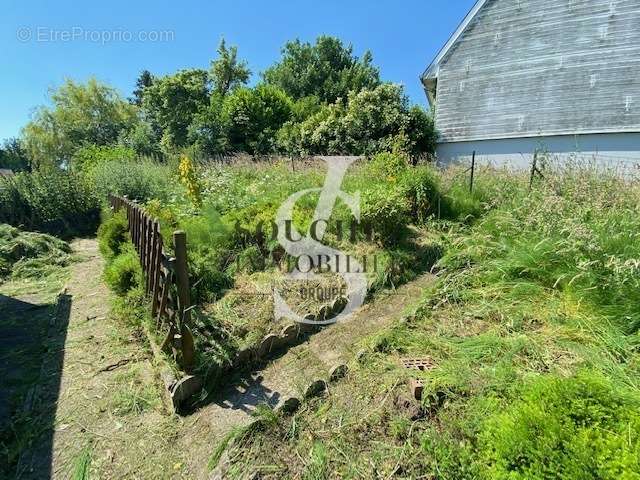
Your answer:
436,132 -> 640,176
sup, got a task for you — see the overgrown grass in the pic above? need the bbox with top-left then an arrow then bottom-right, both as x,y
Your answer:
97,154 -> 455,379
212,164 -> 640,478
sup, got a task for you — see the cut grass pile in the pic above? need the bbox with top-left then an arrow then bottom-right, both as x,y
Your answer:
0,223 -> 74,282
213,164 -> 640,479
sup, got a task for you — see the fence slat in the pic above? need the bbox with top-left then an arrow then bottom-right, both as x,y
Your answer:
151,233 -> 163,316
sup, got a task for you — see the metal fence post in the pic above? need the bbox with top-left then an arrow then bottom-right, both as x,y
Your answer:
469,151 -> 476,194
529,153 -> 538,191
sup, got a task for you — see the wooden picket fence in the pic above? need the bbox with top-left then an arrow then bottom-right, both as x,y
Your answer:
108,194 -> 195,372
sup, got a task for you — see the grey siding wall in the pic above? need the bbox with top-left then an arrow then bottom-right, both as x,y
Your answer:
435,0 -> 640,143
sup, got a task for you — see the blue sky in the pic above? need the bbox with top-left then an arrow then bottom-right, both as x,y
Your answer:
0,0 -> 476,140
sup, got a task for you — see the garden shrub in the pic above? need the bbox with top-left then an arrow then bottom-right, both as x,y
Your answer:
226,245 -> 265,276
97,210 -> 129,261
223,202 -> 279,249
0,169 -> 100,237
89,159 -> 173,202
477,371 -> 640,479
110,282 -> 148,328
360,185 -> 411,245
72,144 -> 136,173
181,204 -> 231,251
368,151 -> 410,179
189,248 -> 232,303
104,244 -> 143,296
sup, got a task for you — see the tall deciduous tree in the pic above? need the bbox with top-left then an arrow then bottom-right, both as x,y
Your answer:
141,69 -> 210,151
263,36 -> 380,104
190,85 -> 293,155
210,39 -> 251,97
22,78 -> 139,168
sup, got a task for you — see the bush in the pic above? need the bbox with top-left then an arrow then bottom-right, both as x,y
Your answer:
222,85 -> 294,154
360,185 -> 411,245
0,169 -> 100,237
226,245 -> 265,276
477,371 -> 640,479
72,144 -> 136,173
89,159 -> 173,202
104,244 -> 143,296
189,248 -> 232,303
97,210 -> 129,261
368,151 -> 410,178
279,84 -> 436,156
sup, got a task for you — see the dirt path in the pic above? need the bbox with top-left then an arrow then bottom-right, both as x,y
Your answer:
13,239 -> 189,479
181,273 -> 435,479
3,239 -> 433,479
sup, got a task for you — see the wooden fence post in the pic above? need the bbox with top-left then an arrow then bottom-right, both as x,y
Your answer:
173,231 -> 195,372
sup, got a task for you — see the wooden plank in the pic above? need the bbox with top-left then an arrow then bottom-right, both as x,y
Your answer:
141,215 -> 148,274
146,218 -> 153,276
156,271 -> 171,326
151,230 -> 163,316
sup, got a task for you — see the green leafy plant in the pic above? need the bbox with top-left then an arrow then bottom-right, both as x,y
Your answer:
88,158 -> 173,202
104,244 -> 143,296
97,210 -> 129,262
477,371 -> 640,479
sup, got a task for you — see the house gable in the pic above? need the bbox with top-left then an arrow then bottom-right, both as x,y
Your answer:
425,0 -> 640,143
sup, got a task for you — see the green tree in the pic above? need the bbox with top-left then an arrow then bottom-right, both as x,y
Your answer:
142,69 -> 210,152
210,39 -> 251,97
405,106 -> 438,159
222,85 -> 293,154
0,138 -> 30,172
263,36 -> 380,104
118,120 -> 162,157
22,78 -> 139,168
130,70 -> 155,106
188,93 -> 229,155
